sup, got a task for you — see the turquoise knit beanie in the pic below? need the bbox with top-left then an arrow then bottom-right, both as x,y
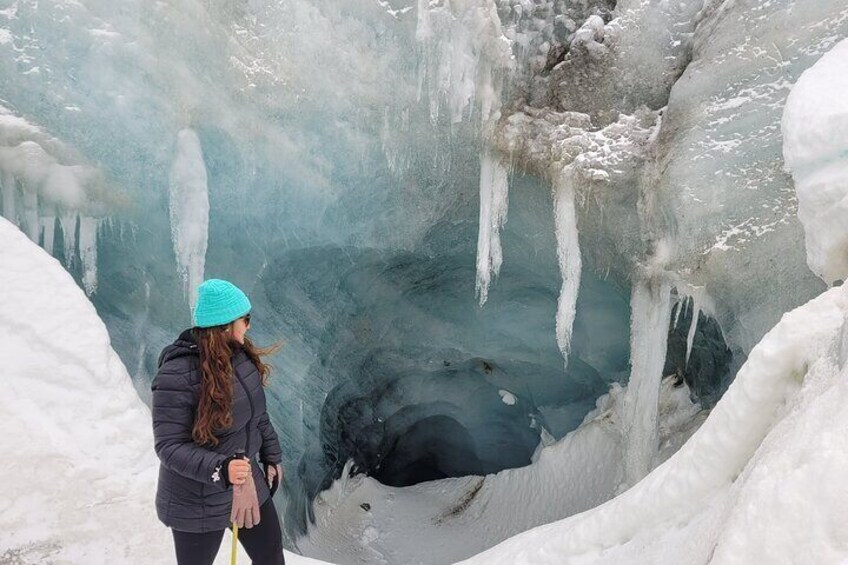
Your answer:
193,279 -> 252,328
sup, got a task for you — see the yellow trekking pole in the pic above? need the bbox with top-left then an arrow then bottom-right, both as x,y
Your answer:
231,523 -> 239,565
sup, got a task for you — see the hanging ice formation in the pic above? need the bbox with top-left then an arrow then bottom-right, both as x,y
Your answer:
0,104 -> 105,295
475,150 -> 510,305
168,128 -> 210,308
415,0 -> 515,307
552,168 -> 582,360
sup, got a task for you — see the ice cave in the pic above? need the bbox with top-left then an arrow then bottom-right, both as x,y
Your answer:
2,0 -> 848,563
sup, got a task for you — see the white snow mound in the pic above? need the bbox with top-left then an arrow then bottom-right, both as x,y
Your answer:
782,38 -> 848,285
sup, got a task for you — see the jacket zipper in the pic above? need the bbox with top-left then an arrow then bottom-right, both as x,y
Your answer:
234,357 -> 255,457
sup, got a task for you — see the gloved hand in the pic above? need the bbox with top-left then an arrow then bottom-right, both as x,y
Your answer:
264,463 -> 284,497
231,463 -> 261,529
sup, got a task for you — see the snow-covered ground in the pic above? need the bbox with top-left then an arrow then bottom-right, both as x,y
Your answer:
0,216 -> 326,565
298,377 -> 703,564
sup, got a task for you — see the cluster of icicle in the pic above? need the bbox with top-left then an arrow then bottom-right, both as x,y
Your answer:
413,2 -> 649,361
414,2 -> 715,489
0,104 -> 105,295
0,105 -> 209,309
414,0 -> 514,307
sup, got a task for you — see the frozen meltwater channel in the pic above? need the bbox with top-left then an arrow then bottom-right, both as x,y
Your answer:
622,276 -> 673,488
169,128 -> 210,307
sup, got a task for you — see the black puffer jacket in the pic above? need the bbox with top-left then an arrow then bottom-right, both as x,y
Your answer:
152,328 -> 283,533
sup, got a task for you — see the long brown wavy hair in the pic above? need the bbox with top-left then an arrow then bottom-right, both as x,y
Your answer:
191,323 -> 281,446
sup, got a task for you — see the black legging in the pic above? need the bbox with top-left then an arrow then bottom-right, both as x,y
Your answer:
172,499 -> 285,565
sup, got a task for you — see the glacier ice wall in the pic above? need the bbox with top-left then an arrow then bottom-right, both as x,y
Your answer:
0,0 -> 647,527
652,0 -> 844,352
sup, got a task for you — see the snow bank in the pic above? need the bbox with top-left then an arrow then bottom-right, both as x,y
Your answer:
459,284 -> 848,564
782,38 -> 848,285
0,217 -> 326,564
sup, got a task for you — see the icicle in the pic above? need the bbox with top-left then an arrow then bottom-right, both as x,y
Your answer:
169,128 -> 210,308
60,212 -> 78,267
133,280 -> 152,381
672,297 -> 684,330
41,215 -> 56,255
478,57 -> 503,139
2,171 -> 17,224
415,0 -> 438,122
78,216 -> 100,295
415,0 -> 432,44
553,168 -> 582,361
448,30 -> 477,125
622,276 -> 673,488
415,0 -> 512,127
22,186 -> 39,242
475,149 -> 509,306
685,291 -> 702,366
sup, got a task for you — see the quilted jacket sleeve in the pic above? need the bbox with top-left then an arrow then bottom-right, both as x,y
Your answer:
151,367 -> 229,489
257,410 -> 283,465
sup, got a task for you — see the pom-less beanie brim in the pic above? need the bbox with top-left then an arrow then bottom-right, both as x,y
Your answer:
192,279 -> 252,328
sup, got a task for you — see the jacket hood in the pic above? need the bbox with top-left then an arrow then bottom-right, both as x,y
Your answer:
157,328 -> 199,368
156,328 -> 245,368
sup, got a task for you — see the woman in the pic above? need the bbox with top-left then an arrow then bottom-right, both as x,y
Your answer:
152,278 -> 286,565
